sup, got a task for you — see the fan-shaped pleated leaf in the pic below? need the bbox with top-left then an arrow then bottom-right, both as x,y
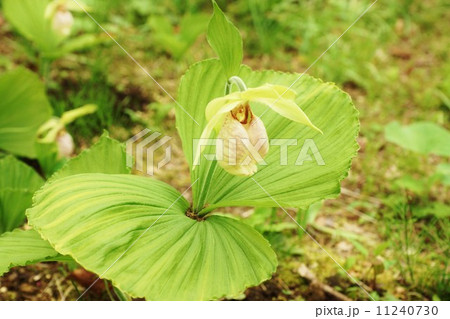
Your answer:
27,174 -> 277,300
0,229 -> 62,275
176,60 -> 359,211
0,134 -> 129,274
0,156 -> 44,233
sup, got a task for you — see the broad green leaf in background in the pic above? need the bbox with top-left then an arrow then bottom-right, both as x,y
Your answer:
0,68 -> 53,158
35,141 -> 63,178
0,229 -> 64,276
0,188 -> 35,233
147,15 -> 173,35
242,207 -> 275,229
179,14 -> 210,41
176,59 -> 359,212
414,202 -> 450,219
242,207 -> 297,234
0,156 -> 44,234
148,13 -> 209,60
43,34 -> 110,60
385,121 -> 450,157
394,175 -> 427,195
207,1 -> 243,77
27,174 -> 277,300
0,156 -> 43,191
2,0 -> 60,53
435,163 -> 450,186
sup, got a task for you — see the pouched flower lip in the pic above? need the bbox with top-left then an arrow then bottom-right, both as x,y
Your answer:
215,101 -> 269,176
194,83 -> 322,171
52,10 -> 74,38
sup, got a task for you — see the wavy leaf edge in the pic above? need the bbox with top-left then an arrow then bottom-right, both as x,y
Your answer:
27,173 -> 278,300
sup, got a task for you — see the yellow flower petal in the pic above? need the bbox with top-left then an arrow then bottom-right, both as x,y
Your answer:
205,92 -> 241,121
241,84 -> 297,101
251,97 -> 322,133
60,104 -> 97,125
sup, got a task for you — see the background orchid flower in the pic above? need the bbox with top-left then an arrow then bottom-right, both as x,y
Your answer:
37,104 -> 97,158
45,0 -> 89,38
194,79 -> 322,176
52,10 -> 74,37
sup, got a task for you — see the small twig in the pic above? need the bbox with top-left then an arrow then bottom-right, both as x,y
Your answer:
62,284 -> 74,301
54,276 -> 65,301
41,276 -> 56,300
341,187 -> 382,206
298,264 -> 352,301
346,206 -> 377,223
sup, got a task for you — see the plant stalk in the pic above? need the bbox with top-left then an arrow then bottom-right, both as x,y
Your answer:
226,76 -> 247,94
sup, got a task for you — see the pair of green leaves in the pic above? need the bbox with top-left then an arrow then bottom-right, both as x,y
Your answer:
24,2 -> 359,300
23,132 -> 277,300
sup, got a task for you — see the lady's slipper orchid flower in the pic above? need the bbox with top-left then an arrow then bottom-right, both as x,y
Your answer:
45,0 -> 88,38
194,79 -> 322,176
37,117 -> 73,158
37,104 -> 97,158
52,9 -> 74,37
56,130 -> 75,158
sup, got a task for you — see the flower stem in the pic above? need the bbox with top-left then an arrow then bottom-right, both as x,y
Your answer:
197,204 -> 217,217
38,55 -> 51,86
226,76 -> 247,94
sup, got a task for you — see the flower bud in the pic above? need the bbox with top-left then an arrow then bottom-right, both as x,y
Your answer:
56,131 -> 74,158
52,9 -> 74,37
216,103 -> 269,176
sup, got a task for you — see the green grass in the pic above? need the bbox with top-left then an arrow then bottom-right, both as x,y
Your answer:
48,51 -> 119,141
